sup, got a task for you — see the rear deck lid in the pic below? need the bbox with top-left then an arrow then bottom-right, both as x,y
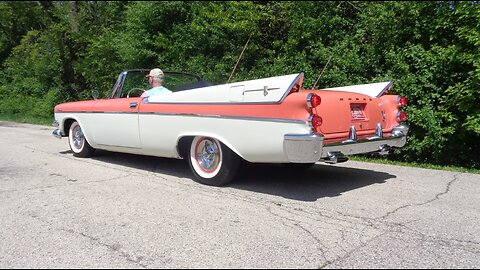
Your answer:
311,90 -> 386,138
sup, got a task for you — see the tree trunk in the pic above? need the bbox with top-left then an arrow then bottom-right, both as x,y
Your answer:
70,1 -> 79,33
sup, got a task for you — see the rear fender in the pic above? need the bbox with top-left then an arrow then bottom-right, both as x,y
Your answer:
176,133 -> 244,160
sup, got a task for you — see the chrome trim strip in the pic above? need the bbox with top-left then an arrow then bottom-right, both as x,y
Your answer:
377,80 -> 394,97
96,143 -> 141,149
145,100 -> 284,105
55,111 -> 306,124
243,86 -> 280,96
142,112 -> 307,124
279,72 -> 304,102
307,114 -> 314,131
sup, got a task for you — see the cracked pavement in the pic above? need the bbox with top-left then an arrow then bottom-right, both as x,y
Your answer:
0,121 -> 479,268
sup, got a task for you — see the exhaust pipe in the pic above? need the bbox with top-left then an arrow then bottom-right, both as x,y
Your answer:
378,144 -> 391,155
324,151 -> 348,164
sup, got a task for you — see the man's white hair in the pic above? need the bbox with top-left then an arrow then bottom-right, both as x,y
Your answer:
152,77 -> 163,83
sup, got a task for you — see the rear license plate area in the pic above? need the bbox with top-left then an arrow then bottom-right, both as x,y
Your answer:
350,104 -> 366,120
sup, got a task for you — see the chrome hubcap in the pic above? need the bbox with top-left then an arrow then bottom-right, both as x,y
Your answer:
196,139 -> 220,172
72,126 -> 84,149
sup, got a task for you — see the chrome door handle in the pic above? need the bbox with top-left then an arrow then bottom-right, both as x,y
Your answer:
129,102 -> 138,108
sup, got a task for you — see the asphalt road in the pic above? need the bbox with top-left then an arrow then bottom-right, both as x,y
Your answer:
0,121 -> 479,269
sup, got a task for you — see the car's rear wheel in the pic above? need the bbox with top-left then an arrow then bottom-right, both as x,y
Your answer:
188,136 -> 240,186
68,121 -> 95,158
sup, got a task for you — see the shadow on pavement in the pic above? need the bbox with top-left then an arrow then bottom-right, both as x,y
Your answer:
230,162 -> 396,201
62,150 -> 396,202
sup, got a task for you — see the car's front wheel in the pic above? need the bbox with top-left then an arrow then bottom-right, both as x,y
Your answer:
68,121 -> 95,158
188,136 -> 240,186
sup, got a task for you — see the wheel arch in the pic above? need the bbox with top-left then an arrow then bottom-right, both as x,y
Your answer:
62,118 -> 76,136
60,117 -> 94,146
176,133 -> 245,161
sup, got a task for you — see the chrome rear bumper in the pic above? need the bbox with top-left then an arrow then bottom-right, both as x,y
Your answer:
284,125 -> 409,163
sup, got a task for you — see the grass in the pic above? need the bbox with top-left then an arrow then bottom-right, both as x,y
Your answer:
350,155 -> 480,175
1,115 -> 479,175
0,114 -> 52,126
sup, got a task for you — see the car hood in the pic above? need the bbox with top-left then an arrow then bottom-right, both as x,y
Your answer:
54,100 -> 97,113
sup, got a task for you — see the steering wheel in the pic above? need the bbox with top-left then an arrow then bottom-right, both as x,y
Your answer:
126,88 -> 146,98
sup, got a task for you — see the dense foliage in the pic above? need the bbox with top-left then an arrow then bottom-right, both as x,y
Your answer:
0,1 -> 479,169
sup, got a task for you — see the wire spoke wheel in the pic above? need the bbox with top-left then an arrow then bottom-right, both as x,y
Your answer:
68,121 -> 95,158
188,136 -> 240,186
196,139 -> 221,173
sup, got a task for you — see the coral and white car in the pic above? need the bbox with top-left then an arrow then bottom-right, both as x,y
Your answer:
52,69 -> 409,186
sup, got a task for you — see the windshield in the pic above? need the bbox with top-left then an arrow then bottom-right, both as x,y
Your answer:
110,69 -> 211,99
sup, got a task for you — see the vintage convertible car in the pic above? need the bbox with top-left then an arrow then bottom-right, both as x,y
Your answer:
52,69 -> 409,186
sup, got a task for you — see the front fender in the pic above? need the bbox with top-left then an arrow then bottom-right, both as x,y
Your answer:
54,114 -> 95,148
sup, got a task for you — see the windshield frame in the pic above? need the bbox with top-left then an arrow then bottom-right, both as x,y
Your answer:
109,69 -> 210,99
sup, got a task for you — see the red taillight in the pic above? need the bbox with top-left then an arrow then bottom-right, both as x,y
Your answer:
397,111 -> 407,122
398,96 -> 408,107
307,93 -> 321,109
396,95 -> 407,122
308,114 -> 323,132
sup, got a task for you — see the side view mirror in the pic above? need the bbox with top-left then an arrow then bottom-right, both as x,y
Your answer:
92,90 -> 99,100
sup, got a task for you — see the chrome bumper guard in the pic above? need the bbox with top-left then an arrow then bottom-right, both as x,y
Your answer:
52,129 -> 63,139
284,125 -> 409,163
52,120 -> 63,139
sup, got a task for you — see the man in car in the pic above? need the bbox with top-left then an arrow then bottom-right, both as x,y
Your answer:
141,68 -> 172,98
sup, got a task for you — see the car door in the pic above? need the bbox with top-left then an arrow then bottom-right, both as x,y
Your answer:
89,97 -> 142,149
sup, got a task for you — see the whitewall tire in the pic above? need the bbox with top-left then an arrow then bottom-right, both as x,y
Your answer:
68,121 -> 95,158
188,136 -> 240,186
